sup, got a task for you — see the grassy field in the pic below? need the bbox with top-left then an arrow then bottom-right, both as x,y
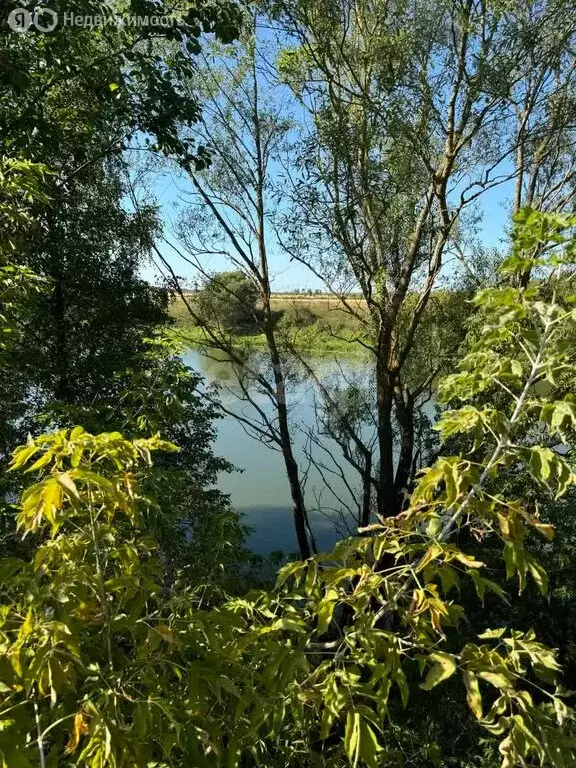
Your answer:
171,292 -> 366,328
169,293 -> 370,358
168,325 -> 369,358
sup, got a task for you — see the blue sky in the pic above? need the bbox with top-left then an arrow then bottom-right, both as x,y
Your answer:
142,165 -> 515,292
140,19 -> 519,293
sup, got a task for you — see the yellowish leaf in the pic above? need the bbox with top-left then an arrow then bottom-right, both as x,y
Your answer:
463,671 -> 482,719
65,712 -> 89,753
420,652 -> 457,690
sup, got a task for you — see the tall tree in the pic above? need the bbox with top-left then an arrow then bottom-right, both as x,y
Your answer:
0,0 -> 242,431
274,0 -> 576,519
157,18 -> 317,558
0,0 -> 245,561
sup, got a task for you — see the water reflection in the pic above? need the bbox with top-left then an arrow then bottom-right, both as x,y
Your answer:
182,346 -> 375,554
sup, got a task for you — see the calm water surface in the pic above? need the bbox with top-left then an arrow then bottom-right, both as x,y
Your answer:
182,348 -> 380,554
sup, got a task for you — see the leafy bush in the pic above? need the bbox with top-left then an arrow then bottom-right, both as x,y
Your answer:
280,303 -> 318,329
280,304 -> 318,331
197,271 -> 259,332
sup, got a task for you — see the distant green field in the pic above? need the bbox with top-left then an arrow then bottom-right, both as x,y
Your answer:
170,292 -> 366,330
168,293 -> 370,358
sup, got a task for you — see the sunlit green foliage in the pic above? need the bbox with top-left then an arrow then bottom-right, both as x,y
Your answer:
0,210 -> 575,766
200,209 -> 576,767
0,158 -> 50,253
0,429 -> 202,766
0,264 -> 44,354
2,7 -> 576,761
0,0 -> 246,567
197,271 -> 260,332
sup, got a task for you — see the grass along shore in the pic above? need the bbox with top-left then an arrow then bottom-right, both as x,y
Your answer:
167,323 -> 371,359
168,293 -> 370,358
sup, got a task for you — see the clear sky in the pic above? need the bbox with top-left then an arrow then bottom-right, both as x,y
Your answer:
142,165 -> 515,292
136,13 -> 527,293
139,19 -> 518,293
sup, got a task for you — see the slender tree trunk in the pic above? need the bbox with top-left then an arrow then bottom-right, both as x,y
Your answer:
375,350 -> 398,518
279,409 -> 312,557
393,387 -> 414,512
359,450 -> 372,528
265,326 -> 314,558
252,32 -> 314,558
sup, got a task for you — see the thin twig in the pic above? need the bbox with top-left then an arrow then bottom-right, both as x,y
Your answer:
34,701 -> 46,768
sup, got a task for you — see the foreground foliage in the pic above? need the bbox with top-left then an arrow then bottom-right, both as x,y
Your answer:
0,210 -> 575,766
210,211 -> 576,766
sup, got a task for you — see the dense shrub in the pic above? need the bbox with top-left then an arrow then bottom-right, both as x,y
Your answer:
197,271 -> 259,331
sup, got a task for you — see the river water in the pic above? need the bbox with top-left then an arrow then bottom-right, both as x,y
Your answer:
183,348 -> 419,554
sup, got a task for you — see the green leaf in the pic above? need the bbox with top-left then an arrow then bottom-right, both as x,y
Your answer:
427,742 -> 442,767
525,555 -> 548,595
541,399 -> 576,438
358,718 -> 382,768
25,450 -> 52,473
463,671 -> 483,719
9,444 -> 38,471
18,609 -> 33,641
316,596 -> 336,635
524,447 -> 575,497
420,652 -> 457,690
469,572 -> 509,605
554,696 -> 568,726
503,541 -> 517,581
55,472 -> 80,501
527,446 -> 555,485
478,671 -> 514,690
394,667 -> 409,708
344,711 -> 361,766
276,560 -> 304,588
269,618 -> 304,633
478,628 -> 506,639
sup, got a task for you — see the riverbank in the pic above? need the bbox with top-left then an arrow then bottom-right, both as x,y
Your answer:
168,324 -> 371,359
169,293 -> 371,358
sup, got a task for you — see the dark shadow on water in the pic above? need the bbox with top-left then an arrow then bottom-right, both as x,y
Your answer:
240,504 -> 341,556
